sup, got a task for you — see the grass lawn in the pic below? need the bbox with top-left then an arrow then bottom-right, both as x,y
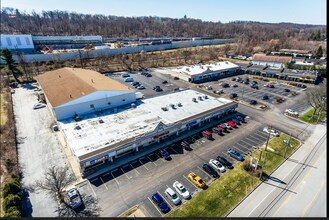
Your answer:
168,133 -> 300,217
0,93 -> 8,126
299,108 -> 327,124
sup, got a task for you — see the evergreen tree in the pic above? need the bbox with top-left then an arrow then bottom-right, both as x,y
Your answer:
315,46 -> 323,59
0,48 -> 22,82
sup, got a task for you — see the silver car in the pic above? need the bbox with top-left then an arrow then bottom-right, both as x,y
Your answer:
67,188 -> 82,209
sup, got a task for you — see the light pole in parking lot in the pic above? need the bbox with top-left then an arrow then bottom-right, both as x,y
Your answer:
259,125 -> 272,180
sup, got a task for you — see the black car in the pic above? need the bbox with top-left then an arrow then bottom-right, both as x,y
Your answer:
134,83 -> 141,88
131,81 -> 140,86
235,115 -> 245,123
243,80 -> 249,84
216,156 -> 234,169
222,83 -> 230,88
249,100 -> 257,105
202,164 -> 219,178
301,85 -> 307,88
146,73 -> 152,77
232,78 -> 236,81
229,93 -> 238,99
159,149 -> 171,160
252,80 -> 258,84
262,95 -> 269,100
155,87 -> 163,92
153,86 -> 160,90
162,80 -> 168,84
251,84 -> 259,89
284,88 -> 290,92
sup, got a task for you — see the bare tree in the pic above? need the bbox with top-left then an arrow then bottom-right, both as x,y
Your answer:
33,165 -> 101,217
306,82 -> 327,120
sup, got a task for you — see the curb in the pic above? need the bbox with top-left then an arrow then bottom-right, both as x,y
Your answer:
225,133 -> 303,217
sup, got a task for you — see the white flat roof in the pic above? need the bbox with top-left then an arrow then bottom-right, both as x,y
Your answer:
172,61 -> 239,76
58,89 -> 234,159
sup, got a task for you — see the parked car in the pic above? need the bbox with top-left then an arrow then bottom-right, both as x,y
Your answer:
131,81 -> 138,85
202,164 -> 219,178
164,187 -> 181,205
145,73 -> 152,77
262,95 -> 269,100
249,100 -> 257,105
134,83 -> 141,88
124,77 -> 134,82
252,80 -> 258,84
152,193 -> 170,213
180,141 -> 191,150
263,127 -> 279,137
231,118 -> 241,125
174,76 -> 179,80
284,88 -> 290,92
122,73 -> 130,78
212,127 -> 223,135
223,123 -> 232,130
243,80 -> 249,84
220,123 -> 230,131
232,78 -> 236,81
162,80 -> 168,84
268,84 -> 275,88
137,85 -> 145,89
216,156 -> 234,169
216,124 -> 225,132
67,188 -> 82,209
251,84 -> 259,89
222,83 -> 230,88
153,86 -> 160,90
285,109 -> 298,116
227,148 -> 245,161
188,172 -> 207,189
226,120 -> 237,128
173,181 -> 191,200
229,93 -> 238,99
209,159 -> 226,173
235,115 -> 245,123
155,87 -> 163,92
159,149 -> 171,160
33,103 -> 46,109
202,130 -> 212,140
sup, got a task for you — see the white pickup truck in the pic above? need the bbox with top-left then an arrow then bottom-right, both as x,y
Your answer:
135,92 -> 145,99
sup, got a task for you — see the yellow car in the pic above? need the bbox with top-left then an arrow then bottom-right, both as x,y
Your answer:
188,172 -> 207,189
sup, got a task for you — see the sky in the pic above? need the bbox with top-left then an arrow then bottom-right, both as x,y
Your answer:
1,0 -> 327,25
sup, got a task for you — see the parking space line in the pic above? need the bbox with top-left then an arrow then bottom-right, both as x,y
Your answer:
87,181 -> 97,197
232,146 -> 249,155
253,132 -> 268,140
99,176 -> 109,190
147,155 -> 158,166
148,197 -> 164,217
155,152 -> 165,162
139,159 -> 149,170
247,136 -> 263,144
158,191 -> 173,209
110,171 -> 120,185
120,167 -> 131,179
239,139 -> 255,148
130,163 -> 140,174
197,166 -> 213,178
236,142 -> 252,152
183,175 -> 198,190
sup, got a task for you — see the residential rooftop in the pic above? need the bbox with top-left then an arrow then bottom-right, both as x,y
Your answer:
58,89 -> 234,160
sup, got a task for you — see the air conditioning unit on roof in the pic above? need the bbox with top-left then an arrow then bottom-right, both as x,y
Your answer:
177,102 -> 182,107
161,106 -> 168,111
192,98 -> 197,102
198,96 -> 203,101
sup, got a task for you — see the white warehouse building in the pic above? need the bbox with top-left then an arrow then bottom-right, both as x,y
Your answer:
37,68 -> 136,120
0,34 -> 35,54
170,61 -> 241,83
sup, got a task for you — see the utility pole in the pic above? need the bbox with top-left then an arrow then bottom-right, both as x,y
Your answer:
283,132 -> 292,158
259,125 -> 271,180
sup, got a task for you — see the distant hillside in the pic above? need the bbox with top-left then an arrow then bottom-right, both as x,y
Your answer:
0,8 -> 326,54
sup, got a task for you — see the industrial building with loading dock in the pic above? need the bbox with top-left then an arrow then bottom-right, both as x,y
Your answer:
37,68 -> 237,176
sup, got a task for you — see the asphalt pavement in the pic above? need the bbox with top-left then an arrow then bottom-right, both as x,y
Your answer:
227,124 -> 327,217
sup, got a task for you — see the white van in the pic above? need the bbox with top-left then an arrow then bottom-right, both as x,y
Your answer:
124,77 -> 134,82
164,187 -> 181,205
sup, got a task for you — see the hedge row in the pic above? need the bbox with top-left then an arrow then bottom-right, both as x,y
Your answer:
2,175 -> 22,217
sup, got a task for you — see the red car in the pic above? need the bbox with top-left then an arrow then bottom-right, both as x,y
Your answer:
217,124 -> 225,132
202,130 -> 212,140
226,121 -> 237,128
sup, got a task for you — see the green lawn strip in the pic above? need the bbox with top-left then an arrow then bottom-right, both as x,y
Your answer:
169,133 -> 301,217
299,108 -> 327,124
168,162 -> 260,217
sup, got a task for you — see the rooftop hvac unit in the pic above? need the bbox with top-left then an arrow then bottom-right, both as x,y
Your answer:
161,106 -> 168,111
198,96 -> 203,101
170,104 -> 176,109
186,68 -> 190,72
177,102 -> 182,107
75,124 -> 81,130
225,61 -> 228,64
192,98 -> 197,102
131,103 -> 136,108
204,95 -> 208,99
98,118 -> 104,123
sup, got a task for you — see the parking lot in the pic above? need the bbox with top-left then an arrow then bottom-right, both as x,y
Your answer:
105,69 -> 190,99
74,112 -> 276,216
201,76 -> 305,108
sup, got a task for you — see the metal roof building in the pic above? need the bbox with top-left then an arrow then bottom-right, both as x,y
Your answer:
0,34 -> 35,54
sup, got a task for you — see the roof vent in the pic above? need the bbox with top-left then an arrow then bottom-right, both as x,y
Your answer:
161,106 -> 168,111
91,79 -> 94,83
192,98 -> 197,102
170,104 -> 176,109
70,94 -> 73,98
225,61 -> 228,64
131,103 -> 136,108
98,118 -> 104,123
75,124 -> 81,130
198,96 -> 203,101
204,95 -> 208,99
186,68 -> 190,72
58,75 -> 61,78
177,102 -> 182,107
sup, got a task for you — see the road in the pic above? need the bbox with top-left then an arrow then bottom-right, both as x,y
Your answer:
228,124 -> 327,217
